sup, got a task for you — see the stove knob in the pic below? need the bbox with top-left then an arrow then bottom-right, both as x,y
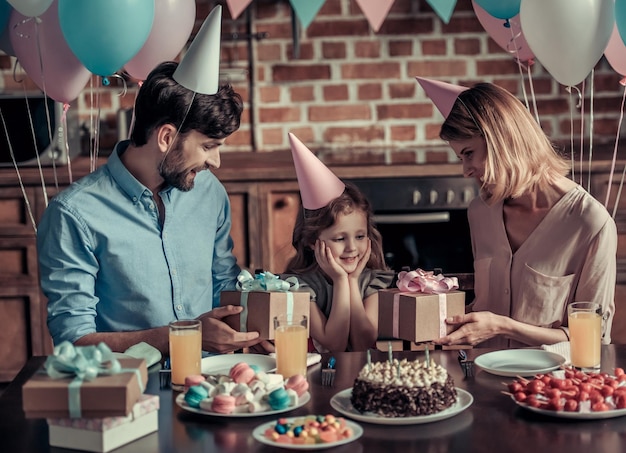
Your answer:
412,190 -> 421,205
462,188 -> 476,203
446,189 -> 455,204
429,189 -> 438,205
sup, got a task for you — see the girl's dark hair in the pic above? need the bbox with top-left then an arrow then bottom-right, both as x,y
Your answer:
130,61 -> 244,146
285,182 -> 388,273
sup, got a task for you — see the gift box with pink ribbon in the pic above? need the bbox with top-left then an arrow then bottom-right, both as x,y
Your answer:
378,269 -> 465,343
22,342 -> 148,419
220,270 -> 310,340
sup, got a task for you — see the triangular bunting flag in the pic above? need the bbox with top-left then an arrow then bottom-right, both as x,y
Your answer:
289,0 -> 326,30
226,0 -> 252,20
355,0 -> 395,32
426,0 -> 457,24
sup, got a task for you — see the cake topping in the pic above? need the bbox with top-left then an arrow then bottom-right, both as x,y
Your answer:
357,358 -> 448,387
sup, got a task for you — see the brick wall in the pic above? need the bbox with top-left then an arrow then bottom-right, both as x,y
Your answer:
1,0 -> 624,164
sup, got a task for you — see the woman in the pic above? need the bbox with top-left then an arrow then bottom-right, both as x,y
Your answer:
417,78 -> 616,348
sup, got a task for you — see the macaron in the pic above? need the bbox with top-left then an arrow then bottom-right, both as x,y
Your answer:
229,362 -> 256,384
267,388 -> 291,411
184,384 -> 209,408
184,374 -> 206,392
211,394 -> 236,414
285,374 -> 309,397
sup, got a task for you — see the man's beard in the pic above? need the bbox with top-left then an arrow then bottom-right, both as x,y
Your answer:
159,142 -> 201,192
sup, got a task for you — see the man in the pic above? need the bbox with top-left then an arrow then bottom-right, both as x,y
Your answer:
37,7 -> 264,355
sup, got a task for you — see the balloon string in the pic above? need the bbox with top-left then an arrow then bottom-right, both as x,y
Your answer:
22,87 -> 48,207
587,70 -> 594,192
159,91 -> 195,175
579,80 -> 585,187
63,104 -> 73,184
566,87 -> 577,181
526,62 -> 540,124
507,19 -> 530,111
606,82 -> 626,213
0,108 -> 37,233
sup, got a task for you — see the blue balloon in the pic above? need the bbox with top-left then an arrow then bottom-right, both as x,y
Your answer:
0,1 -> 11,32
617,0 -> 626,47
474,0 -> 521,20
58,0 -> 155,76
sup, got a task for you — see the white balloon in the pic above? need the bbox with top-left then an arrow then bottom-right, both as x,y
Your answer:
520,0 -> 614,86
7,0 -> 53,17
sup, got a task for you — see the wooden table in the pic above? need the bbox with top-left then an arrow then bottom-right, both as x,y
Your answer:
2,347 -> 626,452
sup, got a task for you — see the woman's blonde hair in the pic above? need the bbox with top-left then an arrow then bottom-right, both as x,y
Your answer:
439,83 -> 569,203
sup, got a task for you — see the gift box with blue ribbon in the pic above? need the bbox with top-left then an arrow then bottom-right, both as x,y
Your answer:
22,342 -> 148,419
378,269 -> 465,343
220,270 -> 310,340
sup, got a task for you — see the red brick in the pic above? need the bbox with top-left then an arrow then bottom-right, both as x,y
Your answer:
355,41 -> 381,58
258,107 -> 301,123
442,16 -> 485,34
341,62 -> 401,79
389,150 -> 419,164
290,86 -> 315,102
422,39 -> 447,56
389,40 -> 413,57
454,38 -> 480,55
477,58 -> 525,76
323,85 -> 349,101
273,64 -> 331,82
260,86 -> 281,103
389,83 -> 416,99
357,83 -> 383,100
322,145 -> 386,162
286,127 -> 314,143
426,123 -> 443,140
322,42 -> 347,59
377,103 -> 427,120
256,43 -> 281,61
261,128 -> 284,145
378,17 -> 434,35
287,42 -> 314,60
307,20 -> 371,38
425,150 -> 451,163
226,129 -> 252,147
408,60 -> 468,77
309,105 -> 371,122
390,125 -> 417,141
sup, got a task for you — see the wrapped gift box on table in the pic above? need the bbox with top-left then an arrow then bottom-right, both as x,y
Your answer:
22,343 -> 148,419
220,270 -> 310,340
378,269 -> 465,343
47,393 -> 159,453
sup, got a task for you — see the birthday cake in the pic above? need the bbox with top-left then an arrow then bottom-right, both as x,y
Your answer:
350,357 -> 457,417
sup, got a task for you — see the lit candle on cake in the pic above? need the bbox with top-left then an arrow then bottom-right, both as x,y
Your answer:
425,344 -> 430,368
388,341 -> 392,364
367,349 -> 371,371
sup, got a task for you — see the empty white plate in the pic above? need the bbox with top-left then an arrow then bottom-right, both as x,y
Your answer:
474,349 -> 566,377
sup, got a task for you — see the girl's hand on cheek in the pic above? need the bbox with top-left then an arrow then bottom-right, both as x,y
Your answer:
349,239 -> 371,281
314,239 -> 346,280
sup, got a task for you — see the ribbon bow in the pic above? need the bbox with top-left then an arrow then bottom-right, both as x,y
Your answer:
44,341 -> 141,418
236,269 -> 299,292
396,268 -> 458,294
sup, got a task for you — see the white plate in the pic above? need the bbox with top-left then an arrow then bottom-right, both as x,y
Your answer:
252,416 -> 363,450
176,392 -> 310,418
201,353 -> 276,376
329,387 -> 473,425
511,396 -> 626,420
474,349 -> 566,377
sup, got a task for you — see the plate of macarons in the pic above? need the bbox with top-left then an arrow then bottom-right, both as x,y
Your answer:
176,360 -> 311,418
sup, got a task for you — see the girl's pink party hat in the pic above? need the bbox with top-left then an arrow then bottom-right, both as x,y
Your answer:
415,77 -> 468,119
288,133 -> 345,210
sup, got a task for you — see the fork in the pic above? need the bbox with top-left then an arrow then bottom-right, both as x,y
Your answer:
159,358 -> 171,389
458,350 -> 474,378
321,356 -> 336,386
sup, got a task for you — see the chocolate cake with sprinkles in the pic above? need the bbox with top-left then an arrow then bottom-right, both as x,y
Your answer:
350,358 -> 457,417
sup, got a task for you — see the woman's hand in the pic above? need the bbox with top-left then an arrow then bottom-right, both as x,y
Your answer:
432,311 -> 504,346
314,239 -> 348,281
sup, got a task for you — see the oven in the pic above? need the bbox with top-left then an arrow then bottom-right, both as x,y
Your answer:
348,176 -> 478,278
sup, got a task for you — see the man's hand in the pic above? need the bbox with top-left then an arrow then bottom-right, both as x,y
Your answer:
197,306 -> 263,353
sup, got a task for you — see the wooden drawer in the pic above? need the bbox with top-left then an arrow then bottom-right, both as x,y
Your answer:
0,286 -> 51,382
0,237 -> 38,283
0,187 -> 37,236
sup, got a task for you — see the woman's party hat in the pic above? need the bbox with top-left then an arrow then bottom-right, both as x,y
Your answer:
415,77 -> 468,119
173,5 -> 222,94
288,133 -> 345,210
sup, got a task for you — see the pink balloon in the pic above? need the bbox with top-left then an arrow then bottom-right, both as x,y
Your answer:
473,1 -> 534,63
605,25 -> 626,77
124,0 -> 196,81
10,0 -> 91,103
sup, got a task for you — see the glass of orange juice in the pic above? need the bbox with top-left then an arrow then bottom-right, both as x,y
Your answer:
169,319 -> 202,391
274,314 -> 308,378
568,302 -> 602,371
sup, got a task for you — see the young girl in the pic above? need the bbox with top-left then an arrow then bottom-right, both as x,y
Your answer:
282,134 -> 395,353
